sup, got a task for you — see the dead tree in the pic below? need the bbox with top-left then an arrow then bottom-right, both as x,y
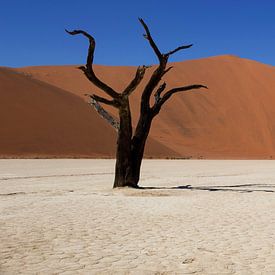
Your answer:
66,18 -> 207,188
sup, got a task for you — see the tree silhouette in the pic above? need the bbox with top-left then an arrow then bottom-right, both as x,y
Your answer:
66,18 -> 207,188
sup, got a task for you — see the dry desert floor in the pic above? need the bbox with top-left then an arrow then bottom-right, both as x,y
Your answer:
0,160 -> 275,274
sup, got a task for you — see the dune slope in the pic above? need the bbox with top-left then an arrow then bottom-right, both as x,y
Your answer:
0,68 -> 176,158
16,55 -> 275,158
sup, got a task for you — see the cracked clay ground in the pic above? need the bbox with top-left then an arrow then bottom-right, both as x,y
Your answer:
1,160 -> 275,274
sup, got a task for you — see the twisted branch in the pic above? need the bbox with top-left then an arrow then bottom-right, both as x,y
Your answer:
66,29 -> 119,99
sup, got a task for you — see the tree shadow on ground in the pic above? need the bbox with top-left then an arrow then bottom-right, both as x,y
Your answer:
138,183 -> 275,193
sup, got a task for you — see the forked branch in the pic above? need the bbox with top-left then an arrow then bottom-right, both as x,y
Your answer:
139,18 -> 163,62
154,82 -> 166,104
137,18 -> 194,115
66,29 -> 119,99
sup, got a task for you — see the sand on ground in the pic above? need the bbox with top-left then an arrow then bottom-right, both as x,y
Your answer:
0,160 -> 275,274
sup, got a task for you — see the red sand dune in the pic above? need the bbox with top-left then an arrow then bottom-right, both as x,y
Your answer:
14,55 -> 275,159
0,67 -> 178,158
1,55 -> 275,158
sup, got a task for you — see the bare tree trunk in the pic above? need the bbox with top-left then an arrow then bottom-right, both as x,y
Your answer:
115,107 -> 153,188
113,97 -> 137,188
66,19 -> 207,189
129,113 -> 153,185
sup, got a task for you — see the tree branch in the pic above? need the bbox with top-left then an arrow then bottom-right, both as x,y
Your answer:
136,18 -> 169,116
161,84 -> 207,104
87,97 -> 120,131
152,84 -> 208,115
85,94 -> 120,108
154,82 -> 166,104
163,66 -> 173,76
165,44 -> 193,57
123,65 -> 147,96
138,18 -> 163,63
66,29 -> 119,99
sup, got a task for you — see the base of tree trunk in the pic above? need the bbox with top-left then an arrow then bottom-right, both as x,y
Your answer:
113,174 -> 140,188
113,182 -> 140,189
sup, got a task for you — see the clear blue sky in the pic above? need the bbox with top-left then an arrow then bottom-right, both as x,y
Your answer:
1,0 -> 274,67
